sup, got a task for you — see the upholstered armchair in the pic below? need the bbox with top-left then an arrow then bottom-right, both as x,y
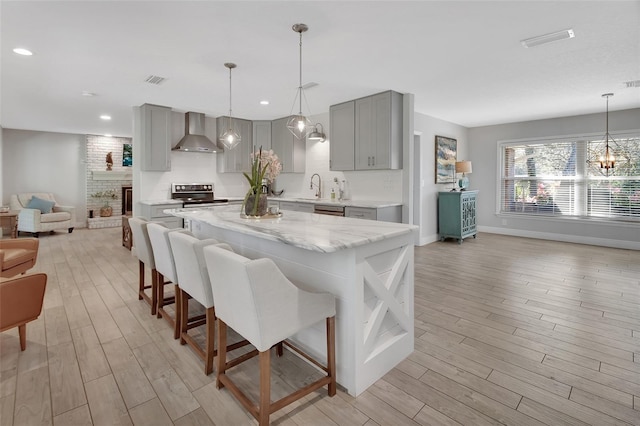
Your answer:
0,238 -> 39,278
0,273 -> 47,350
10,193 -> 75,237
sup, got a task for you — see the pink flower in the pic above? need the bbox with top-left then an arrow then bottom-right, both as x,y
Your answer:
251,149 -> 282,183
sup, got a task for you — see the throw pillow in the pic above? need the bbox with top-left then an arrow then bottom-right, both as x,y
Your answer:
26,196 -> 55,214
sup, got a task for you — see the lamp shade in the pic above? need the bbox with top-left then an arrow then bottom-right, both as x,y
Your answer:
455,161 -> 472,174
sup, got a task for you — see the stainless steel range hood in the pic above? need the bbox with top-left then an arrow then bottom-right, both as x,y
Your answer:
173,112 -> 218,153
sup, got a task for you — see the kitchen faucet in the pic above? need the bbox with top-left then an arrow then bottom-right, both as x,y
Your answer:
310,173 -> 322,198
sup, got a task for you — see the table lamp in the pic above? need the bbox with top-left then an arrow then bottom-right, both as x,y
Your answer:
455,161 -> 472,190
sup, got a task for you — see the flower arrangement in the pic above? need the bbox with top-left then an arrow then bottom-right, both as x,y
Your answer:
242,147 -> 281,216
250,148 -> 282,183
91,188 -> 118,208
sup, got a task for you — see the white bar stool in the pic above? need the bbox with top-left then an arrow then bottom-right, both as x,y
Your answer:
128,217 -> 157,314
203,245 -> 336,426
147,222 -> 190,339
168,232 -> 251,375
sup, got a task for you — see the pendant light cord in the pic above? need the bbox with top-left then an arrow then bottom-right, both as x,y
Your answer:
298,30 -> 303,114
228,65 -> 233,128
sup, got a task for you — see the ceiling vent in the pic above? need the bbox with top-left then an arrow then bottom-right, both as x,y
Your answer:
623,80 -> 640,88
521,29 -> 574,48
144,75 -> 166,85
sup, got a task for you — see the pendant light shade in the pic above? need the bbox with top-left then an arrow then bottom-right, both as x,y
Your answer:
287,23 -> 313,140
599,93 -> 616,176
220,62 -> 241,150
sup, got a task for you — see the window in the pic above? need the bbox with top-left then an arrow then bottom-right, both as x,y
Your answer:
499,132 -> 640,222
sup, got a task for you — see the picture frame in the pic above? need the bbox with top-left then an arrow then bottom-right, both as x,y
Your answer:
122,143 -> 132,167
435,135 -> 457,184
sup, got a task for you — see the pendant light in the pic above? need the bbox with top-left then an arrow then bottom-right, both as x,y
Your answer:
599,93 -> 616,176
219,62 -> 241,150
286,23 -> 313,140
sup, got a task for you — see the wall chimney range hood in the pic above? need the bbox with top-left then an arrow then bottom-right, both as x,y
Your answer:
173,111 -> 218,153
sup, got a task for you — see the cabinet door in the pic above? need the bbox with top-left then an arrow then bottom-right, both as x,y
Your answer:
371,91 -> 392,169
355,96 -> 374,170
271,116 -> 305,173
345,206 -> 376,220
253,120 -> 271,152
141,104 -> 172,171
217,117 -> 252,173
329,101 -> 355,171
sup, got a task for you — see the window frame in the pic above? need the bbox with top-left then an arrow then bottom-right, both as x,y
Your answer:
496,130 -> 640,224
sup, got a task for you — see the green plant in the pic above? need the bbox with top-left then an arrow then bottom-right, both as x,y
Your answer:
91,188 -> 118,208
242,147 -> 269,215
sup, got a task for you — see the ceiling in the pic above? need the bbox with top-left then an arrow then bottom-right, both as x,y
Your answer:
2,1 -> 639,138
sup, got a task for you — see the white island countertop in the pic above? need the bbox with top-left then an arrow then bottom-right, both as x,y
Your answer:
165,205 -> 417,253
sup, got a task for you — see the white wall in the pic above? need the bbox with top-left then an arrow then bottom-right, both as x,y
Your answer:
2,129 -> 86,227
469,108 -> 640,249
0,126 -> 3,205
413,112 -> 469,245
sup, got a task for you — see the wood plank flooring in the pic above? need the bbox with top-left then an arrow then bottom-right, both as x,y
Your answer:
1,228 -> 639,425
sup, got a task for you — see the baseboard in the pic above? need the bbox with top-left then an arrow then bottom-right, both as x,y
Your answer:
418,234 -> 439,246
478,226 -> 640,250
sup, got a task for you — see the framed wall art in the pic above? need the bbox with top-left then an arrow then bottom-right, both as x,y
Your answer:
435,135 -> 457,184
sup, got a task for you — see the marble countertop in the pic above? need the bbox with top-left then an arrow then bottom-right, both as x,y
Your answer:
139,199 -> 183,205
165,205 -> 417,253
219,196 -> 402,209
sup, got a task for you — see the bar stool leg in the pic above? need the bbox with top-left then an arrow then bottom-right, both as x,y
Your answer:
205,307 -> 215,375
327,316 -> 336,396
259,350 -> 271,426
173,284 -> 181,340
216,320 -> 227,390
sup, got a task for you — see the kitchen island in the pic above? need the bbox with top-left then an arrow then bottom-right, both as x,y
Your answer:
166,205 -> 417,396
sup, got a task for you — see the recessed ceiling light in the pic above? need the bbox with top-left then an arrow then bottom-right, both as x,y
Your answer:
104,134 -> 113,137
13,47 -> 33,56
100,115 -> 111,120
521,29 -> 574,48
260,100 -> 270,105
82,91 -> 96,97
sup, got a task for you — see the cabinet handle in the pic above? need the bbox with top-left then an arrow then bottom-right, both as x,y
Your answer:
372,156 -> 375,166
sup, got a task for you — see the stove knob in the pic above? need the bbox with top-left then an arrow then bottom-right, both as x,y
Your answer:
207,185 -> 212,190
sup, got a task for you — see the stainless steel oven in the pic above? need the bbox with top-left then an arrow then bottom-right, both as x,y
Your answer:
171,183 -> 229,229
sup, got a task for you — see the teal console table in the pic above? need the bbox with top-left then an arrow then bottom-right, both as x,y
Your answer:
438,190 -> 478,244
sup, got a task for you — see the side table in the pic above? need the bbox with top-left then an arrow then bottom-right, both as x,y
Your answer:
0,211 -> 19,238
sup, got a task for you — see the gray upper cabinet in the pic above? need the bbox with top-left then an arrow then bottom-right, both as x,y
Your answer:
330,90 -> 403,171
355,91 -> 402,170
329,101 -> 355,171
216,117 -> 252,173
252,120 -> 272,152
271,116 -> 305,173
140,104 -> 172,171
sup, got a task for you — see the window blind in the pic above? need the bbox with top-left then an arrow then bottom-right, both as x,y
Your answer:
499,134 -> 640,222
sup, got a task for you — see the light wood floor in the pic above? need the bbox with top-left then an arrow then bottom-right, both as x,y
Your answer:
1,228 -> 639,425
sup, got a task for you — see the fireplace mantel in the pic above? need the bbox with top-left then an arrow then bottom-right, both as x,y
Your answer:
92,170 -> 132,181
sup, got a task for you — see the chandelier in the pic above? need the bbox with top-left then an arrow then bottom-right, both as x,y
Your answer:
599,93 -> 616,176
219,63 -> 241,150
286,23 -> 313,140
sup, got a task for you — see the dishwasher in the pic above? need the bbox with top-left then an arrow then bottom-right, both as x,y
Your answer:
313,204 -> 345,216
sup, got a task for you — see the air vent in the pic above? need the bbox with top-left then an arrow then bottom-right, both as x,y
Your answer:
623,80 -> 640,88
521,29 -> 574,48
144,75 -> 166,85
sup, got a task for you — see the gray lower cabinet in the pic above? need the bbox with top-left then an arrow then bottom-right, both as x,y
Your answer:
139,104 -> 172,171
330,101 -> 355,171
438,190 -> 478,243
216,117 -> 253,173
138,202 -> 183,229
271,116 -> 306,173
279,201 -> 314,213
345,205 -> 402,223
